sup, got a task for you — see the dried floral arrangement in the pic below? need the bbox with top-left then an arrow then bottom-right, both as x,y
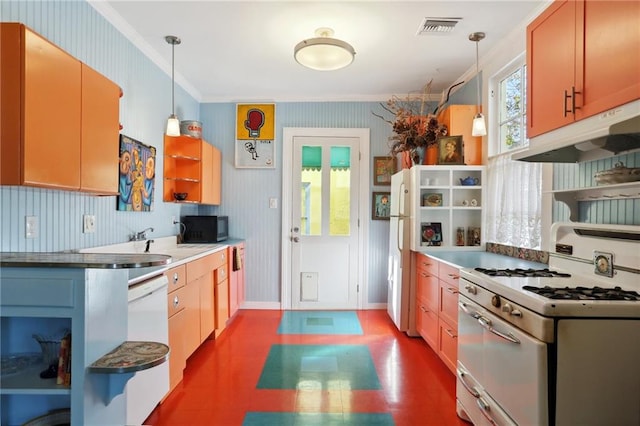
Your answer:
373,80 -> 448,161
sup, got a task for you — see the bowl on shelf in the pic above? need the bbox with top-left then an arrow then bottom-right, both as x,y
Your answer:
173,192 -> 188,201
594,162 -> 640,185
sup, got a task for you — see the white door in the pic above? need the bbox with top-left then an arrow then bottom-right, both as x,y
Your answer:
282,128 -> 369,310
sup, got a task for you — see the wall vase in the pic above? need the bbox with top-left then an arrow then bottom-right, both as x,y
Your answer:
411,146 -> 425,167
425,145 -> 438,165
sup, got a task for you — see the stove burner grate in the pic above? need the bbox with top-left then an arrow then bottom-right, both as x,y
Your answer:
523,285 -> 640,301
474,267 -> 571,278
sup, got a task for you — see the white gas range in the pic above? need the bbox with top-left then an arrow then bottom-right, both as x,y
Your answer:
456,222 -> 640,426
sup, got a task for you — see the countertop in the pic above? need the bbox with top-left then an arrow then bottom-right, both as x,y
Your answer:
0,252 -> 172,269
417,250 -> 547,270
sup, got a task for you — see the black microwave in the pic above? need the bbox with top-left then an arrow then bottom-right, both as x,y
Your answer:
182,215 -> 228,243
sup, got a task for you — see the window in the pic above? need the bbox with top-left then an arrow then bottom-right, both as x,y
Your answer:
486,56 -> 543,249
498,64 -> 527,154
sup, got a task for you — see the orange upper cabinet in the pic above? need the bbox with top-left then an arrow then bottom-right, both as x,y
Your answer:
201,142 -> 222,205
527,0 -> 640,138
164,135 -> 221,205
81,63 -> 120,194
437,105 -> 482,165
0,23 -> 120,193
1,23 -> 81,190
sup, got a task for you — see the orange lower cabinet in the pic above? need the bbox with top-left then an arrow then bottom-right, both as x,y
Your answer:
439,317 -> 458,374
166,286 -> 186,396
416,296 -> 438,350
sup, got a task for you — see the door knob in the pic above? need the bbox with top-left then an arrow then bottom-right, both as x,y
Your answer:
292,237 -> 300,242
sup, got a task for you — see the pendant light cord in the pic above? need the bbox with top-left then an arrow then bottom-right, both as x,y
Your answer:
171,41 -> 175,116
475,39 -> 480,110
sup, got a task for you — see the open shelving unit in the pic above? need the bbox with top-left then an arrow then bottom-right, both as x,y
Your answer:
410,165 -> 486,251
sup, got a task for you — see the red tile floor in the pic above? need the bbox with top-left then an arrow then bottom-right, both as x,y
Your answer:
145,309 -> 468,425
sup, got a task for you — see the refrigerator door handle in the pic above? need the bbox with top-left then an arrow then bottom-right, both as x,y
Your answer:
398,181 -> 406,216
397,217 -> 404,252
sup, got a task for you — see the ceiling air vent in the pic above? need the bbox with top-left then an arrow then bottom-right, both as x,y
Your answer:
417,17 -> 462,35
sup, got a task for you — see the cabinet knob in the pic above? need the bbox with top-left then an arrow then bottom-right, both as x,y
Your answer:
173,295 -> 179,308
173,273 -> 179,284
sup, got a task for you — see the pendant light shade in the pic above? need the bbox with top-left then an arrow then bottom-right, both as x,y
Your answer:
469,32 -> 487,137
294,28 -> 355,71
165,35 -> 181,136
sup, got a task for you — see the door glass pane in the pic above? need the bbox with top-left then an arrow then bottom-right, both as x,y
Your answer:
329,146 -> 350,236
301,146 -> 321,236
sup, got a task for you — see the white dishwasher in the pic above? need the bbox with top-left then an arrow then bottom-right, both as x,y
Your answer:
127,273 -> 169,425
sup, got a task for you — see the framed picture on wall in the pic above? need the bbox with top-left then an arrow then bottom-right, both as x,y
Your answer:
372,192 -> 391,220
373,156 -> 395,186
438,135 -> 464,165
118,134 -> 156,212
235,103 -> 276,168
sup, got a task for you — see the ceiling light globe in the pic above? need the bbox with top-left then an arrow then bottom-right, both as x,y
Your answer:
294,37 -> 355,71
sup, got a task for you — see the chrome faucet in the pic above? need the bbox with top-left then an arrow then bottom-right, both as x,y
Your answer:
130,227 -> 154,242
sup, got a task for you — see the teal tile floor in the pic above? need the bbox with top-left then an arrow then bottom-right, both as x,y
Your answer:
277,311 -> 364,335
146,310 -> 465,426
243,411 -> 395,425
257,344 -> 382,390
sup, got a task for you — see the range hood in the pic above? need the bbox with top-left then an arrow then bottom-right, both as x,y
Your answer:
513,99 -> 640,163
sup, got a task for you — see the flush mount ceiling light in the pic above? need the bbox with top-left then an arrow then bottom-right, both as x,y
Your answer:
294,27 -> 355,71
165,35 -> 181,136
469,32 -> 487,137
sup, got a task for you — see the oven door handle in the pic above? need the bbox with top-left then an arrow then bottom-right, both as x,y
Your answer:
456,369 -> 480,397
458,301 -> 481,319
478,316 -> 521,344
476,396 -> 499,426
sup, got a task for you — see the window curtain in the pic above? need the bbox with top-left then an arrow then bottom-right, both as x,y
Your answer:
485,153 -> 543,249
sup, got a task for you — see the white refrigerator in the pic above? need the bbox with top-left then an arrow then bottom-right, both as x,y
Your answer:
387,169 -> 417,336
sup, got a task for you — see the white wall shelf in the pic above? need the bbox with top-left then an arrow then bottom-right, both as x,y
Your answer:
549,181 -> 640,221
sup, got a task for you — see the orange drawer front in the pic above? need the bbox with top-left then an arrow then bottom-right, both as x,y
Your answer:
439,262 -> 460,288
415,254 -> 438,276
210,249 -> 227,269
416,270 -> 439,311
439,317 -> 458,375
186,254 -> 214,281
215,264 -> 227,283
166,264 -> 186,291
439,281 -> 459,326
167,285 -> 186,318
416,297 -> 438,350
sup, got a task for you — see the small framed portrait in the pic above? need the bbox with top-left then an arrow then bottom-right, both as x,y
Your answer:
438,135 -> 464,165
372,192 -> 391,220
373,156 -> 396,186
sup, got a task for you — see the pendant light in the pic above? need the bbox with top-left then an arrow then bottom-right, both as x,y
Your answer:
294,27 -> 355,71
469,32 -> 487,137
165,35 -> 181,136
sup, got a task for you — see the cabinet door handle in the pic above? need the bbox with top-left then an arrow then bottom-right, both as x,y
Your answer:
420,272 -> 428,278
444,328 -> 457,338
173,295 -> 180,308
447,273 -> 459,280
420,305 -> 427,313
446,287 -> 458,295
173,272 -> 179,284
564,86 -> 581,117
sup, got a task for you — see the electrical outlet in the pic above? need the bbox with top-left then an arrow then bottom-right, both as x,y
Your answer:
83,214 -> 96,233
269,198 -> 278,209
25,216 -> 38,239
